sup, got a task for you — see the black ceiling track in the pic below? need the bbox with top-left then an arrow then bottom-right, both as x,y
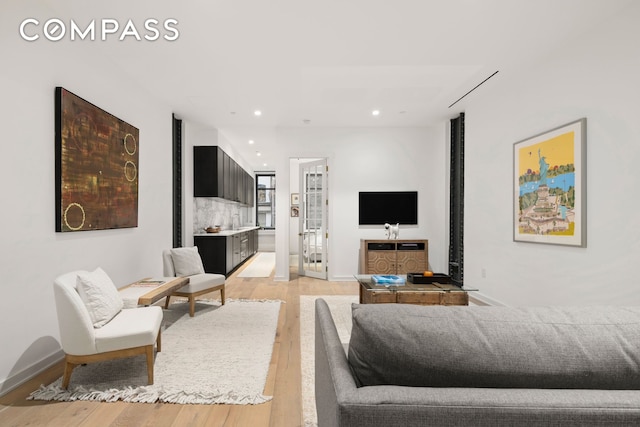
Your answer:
448,70 -> 499,109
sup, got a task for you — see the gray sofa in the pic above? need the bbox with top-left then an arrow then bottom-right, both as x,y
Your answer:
315,298 -> 640,426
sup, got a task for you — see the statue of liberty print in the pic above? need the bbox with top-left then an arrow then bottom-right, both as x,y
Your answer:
538,148 -> 549,186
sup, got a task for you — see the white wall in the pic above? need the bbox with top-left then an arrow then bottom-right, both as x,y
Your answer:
258,229 -> 276,252
273,127 -> 447,281
463,2 -> 640,306
0,24 -> 174,391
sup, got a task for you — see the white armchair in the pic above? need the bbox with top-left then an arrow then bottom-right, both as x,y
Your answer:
162,248 -> 226,317
53,270 -> 163,389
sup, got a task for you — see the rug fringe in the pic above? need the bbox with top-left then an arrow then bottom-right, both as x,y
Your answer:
226,298 -> 284,304
28,379 -> 273,405
177,298 -> 284,304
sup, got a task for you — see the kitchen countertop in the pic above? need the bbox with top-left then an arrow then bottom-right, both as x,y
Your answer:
194,226 -> 260,237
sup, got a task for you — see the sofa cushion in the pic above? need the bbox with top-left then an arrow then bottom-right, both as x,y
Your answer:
76,267 -> 123,328
348,304 -> 640,390
170,246 -> 205,276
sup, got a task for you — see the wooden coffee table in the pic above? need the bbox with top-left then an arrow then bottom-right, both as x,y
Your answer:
355,275 -> 473,306
119,277 -> 189,308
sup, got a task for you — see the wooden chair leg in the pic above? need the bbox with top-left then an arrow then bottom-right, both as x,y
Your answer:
156,327 -> 162,353
189,296 -> 195,317
221,287 -> 226,305
62,358 -> 76,389
145,345 -> 154,385
164,295 -> 172,309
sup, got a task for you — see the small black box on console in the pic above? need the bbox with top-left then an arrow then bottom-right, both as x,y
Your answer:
407,273 -> 452,284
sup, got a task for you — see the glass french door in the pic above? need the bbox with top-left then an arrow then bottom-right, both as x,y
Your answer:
298,159 -> 327,279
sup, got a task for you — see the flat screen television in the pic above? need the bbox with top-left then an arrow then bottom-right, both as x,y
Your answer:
358,191 -> 418,225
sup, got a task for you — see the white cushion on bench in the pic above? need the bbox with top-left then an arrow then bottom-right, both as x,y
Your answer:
76,267 -> 123,328
169,247 -> 205,276
94,306 -> 162,353
179,273 -> 225,293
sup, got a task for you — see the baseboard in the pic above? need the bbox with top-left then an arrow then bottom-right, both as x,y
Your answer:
469,291 -> 508,307
329,275 -> 355,282
0,349 -> 64,397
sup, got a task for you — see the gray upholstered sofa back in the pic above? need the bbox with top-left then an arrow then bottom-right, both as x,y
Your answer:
349,303 -> 640,389
315,298 -> 640,427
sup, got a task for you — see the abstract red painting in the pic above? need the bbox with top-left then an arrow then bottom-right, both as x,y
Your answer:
55,87 -> 139,232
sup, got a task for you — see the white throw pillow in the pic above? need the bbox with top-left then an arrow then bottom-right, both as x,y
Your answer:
170,246 -> 205,276
76,267 -> 124,328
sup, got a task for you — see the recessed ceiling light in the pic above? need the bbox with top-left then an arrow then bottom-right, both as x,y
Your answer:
254,110 -> 262,116
256,152 -> 262,156
372,110 -> 380,116
248,140 -> 254,144
263,163 -> 267,167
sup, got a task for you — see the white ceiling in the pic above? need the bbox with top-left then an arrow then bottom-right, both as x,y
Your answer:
48,0 -> 634,170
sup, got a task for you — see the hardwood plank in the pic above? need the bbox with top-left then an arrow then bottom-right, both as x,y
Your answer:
269,284 -> 302,427
0,402 -> 77,427
52,401 -> 104,425
80,402 -> 137,426
109,402 -> 172,427
171,404 -> 222,427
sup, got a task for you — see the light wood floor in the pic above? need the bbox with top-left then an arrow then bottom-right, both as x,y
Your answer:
0,257 -> 359,427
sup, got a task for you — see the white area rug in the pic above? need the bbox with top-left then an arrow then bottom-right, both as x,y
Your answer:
238,252 -> 276,277
29,299 -> 281,404
300,295 -> 358,427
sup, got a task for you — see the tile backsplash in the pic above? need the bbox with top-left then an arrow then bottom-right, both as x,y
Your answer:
193,198 -> 249,233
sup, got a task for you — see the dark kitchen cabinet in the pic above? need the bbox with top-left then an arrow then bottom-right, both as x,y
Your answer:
194,146 -> 254,206
193,146 -> 224,197
246,175 -> 254,207
194,229 -> 259,276
223,151 -> 233,200
193,234 -> 229,275
232,234 -> 241,267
